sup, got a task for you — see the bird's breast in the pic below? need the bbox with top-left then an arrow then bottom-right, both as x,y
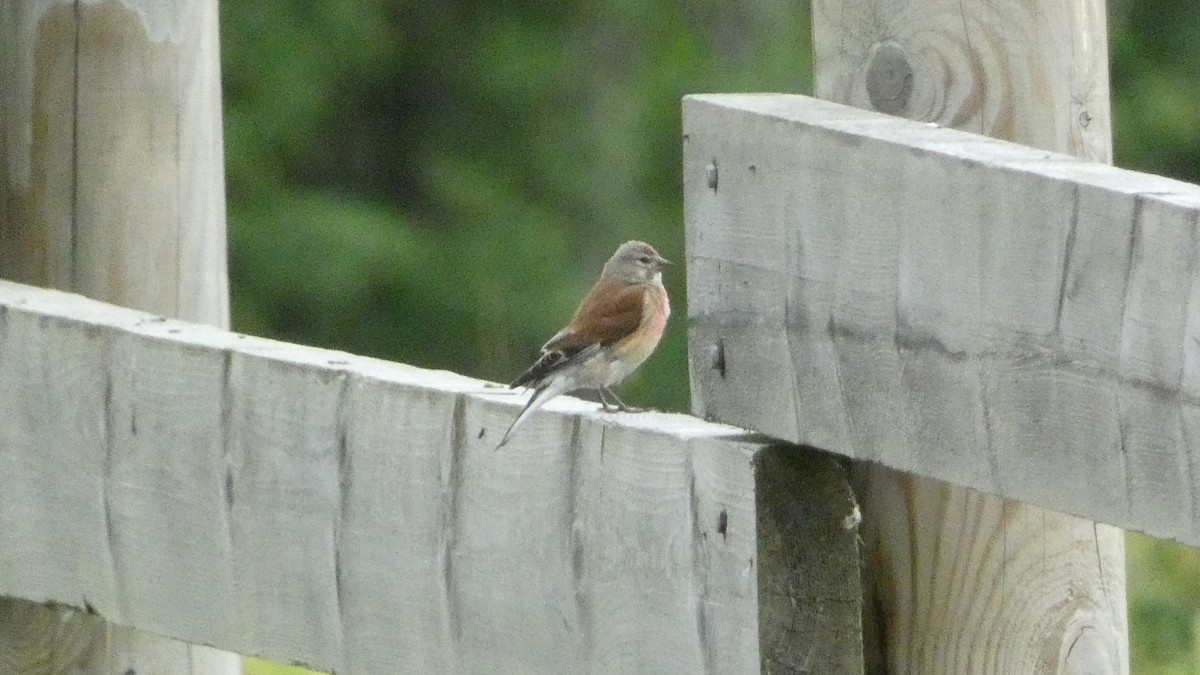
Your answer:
605,285 -> 669,386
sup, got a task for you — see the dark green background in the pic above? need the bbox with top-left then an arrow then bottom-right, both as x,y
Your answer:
219,2 -> 1200,672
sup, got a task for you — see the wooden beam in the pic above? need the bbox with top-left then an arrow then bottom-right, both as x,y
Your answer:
684,92 -> 1200,549
0,279 -> 859,673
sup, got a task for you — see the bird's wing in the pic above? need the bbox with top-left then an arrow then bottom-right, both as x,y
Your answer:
510,282 -> 647,389
509,341 -> 601,389
559,279 -> 647,347
511,281 -> 647,389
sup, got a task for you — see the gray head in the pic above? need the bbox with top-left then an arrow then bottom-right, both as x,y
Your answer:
601,241 -> 671,284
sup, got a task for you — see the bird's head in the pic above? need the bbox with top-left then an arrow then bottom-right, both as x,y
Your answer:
602,241 -> 672,284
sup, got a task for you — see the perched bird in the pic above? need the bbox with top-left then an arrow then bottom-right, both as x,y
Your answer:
497,241 -> 671,448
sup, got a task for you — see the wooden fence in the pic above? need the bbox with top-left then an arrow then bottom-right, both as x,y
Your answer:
5,92 -> 1200,670
0,279 -> 860,673
804,2 -> 1127,672
2,0 -> 238,671
3,0 -> 1198,673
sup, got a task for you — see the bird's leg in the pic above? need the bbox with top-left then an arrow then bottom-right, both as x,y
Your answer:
597,388 -> 618,412
601,387 -> 643,413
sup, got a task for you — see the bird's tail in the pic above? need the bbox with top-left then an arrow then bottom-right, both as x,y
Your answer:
496,378 -> 570,449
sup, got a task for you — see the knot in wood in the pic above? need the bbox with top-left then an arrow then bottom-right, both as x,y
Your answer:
866,43 -> 914,115
709,340 -> 726,377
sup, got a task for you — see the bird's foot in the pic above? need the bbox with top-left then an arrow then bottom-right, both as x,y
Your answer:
599,388 -> 643,413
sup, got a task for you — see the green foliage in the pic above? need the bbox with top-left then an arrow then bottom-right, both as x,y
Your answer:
219,1 -> 1200,672
1110,0 -> 1200,184
243,656 -> 324,675
1129,534 -> 1200,674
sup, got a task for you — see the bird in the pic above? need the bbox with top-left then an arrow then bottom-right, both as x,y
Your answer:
496,240 -> 671,448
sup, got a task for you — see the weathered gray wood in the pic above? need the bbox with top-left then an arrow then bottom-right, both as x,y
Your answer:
340,369 -> 460,674
0,0 -> 229,319
756,448 -> 862,674
0,279 -> 818,674
684,93 -> 1200,548
107,328 -> 235,649
812,0 -> 1112,163
0,1 -> 233,671
809,3 -> 1127,672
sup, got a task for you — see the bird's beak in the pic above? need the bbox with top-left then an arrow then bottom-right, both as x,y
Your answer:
656,256 -> 672,270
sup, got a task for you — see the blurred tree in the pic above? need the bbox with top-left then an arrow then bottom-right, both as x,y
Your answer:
1109,0 -> 1200,184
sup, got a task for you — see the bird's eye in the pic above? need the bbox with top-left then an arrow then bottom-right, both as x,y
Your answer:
638,256 -> 652,264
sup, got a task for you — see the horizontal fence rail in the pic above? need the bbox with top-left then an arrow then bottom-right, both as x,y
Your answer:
685,93 -> 1200,548
0,279 -> 862,674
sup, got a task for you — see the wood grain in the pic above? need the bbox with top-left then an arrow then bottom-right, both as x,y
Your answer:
856,473 -> 1126,673
0,279 -> 850,674
809,2 -> 1124,671
683,94 -> 1200,568
0,0 -> 228,319
812,0 -> 1111,163
0,1 -> 232,671
756,447 -> 863,674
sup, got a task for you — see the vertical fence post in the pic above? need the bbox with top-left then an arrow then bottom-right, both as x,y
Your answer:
0,1 -> 235,672
811,1 -> 1127,671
